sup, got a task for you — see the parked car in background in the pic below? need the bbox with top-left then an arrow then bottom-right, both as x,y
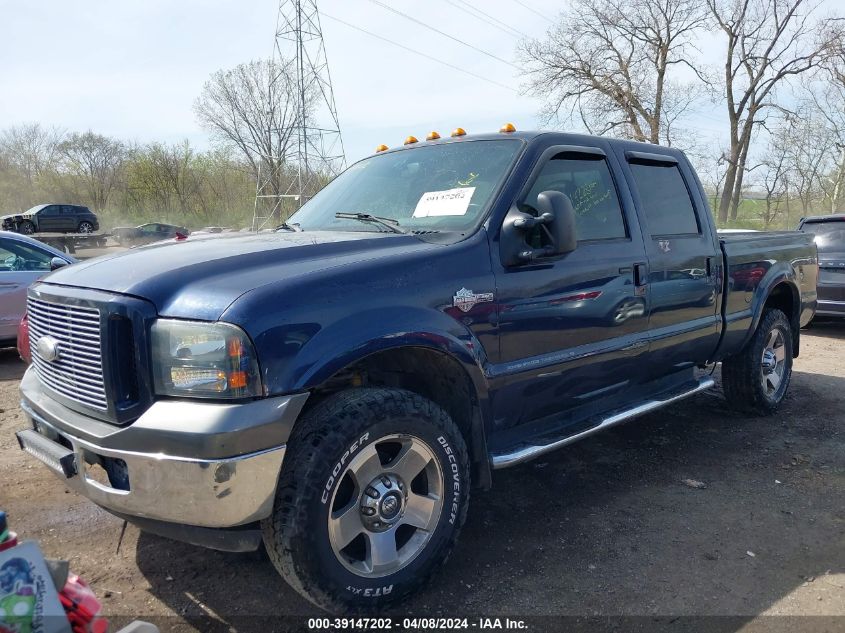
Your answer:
1,204 -> 99,235
113,222 -> 189,247
0,231 -> 75,346
799,214 -> 845,318
17,314 -> 30,363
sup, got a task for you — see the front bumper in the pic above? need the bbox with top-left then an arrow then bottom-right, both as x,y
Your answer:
18,367 -> 308,529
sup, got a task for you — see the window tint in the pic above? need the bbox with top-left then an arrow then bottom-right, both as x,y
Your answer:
629,163 -> 699,235
0,238 -> 54,272
524,155 -> 626,241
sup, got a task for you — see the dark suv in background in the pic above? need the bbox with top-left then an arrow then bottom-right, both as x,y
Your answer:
1,204 -> 100,234
799,214 -> 845,318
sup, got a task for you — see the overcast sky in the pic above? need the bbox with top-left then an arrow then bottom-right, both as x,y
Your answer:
0,0 -> 831,164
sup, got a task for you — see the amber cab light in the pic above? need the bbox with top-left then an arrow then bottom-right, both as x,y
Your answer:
375,144 -> 389,152
500,122 -> 516,133
451,127 -> 467,137
404,135 -> 418,145
426,131 -> 441,141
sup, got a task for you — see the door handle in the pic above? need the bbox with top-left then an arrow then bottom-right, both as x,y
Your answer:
634,263 -> 648,286
633,263 -> 648,296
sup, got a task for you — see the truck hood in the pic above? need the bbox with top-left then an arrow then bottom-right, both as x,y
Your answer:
41,230 -> 435,320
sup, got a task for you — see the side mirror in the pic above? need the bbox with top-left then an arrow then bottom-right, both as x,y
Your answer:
500,191 -> 577,266
50,257 -> 69,271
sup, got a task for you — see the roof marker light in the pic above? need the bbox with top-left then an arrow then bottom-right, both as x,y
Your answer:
375,144 -> 389,152
451,127 -> 467,137
426,131 -> 441,141
404,135 -> 418,145
499,122 -> 516,133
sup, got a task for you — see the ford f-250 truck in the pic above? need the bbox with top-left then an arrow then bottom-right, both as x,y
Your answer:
16,127 -> 817,612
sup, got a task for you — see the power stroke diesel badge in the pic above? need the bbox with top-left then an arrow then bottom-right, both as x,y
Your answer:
453,287 -> 494,313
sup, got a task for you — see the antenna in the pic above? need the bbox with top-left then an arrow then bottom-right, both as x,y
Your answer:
252,0 -> 346,231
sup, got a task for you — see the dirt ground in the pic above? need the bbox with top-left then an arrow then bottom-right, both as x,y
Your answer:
1,322 -> 843,632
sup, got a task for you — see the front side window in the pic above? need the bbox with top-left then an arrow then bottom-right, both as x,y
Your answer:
288,139 -> 522,233
0,238 -> 53,272
629,162 -> 699,236
522,155 -> 627,241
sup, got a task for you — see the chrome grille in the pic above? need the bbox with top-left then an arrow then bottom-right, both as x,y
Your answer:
27,297 -> 107,410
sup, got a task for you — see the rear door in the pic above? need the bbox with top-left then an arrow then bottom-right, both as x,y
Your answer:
619,150 -> 721,376
62,206 -> 79,231
493,142 -> 650,426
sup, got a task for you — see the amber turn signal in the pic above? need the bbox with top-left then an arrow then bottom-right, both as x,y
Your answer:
499,122 -> 516,133
451,127 -> 467,137
404,135 -> 418,145
375,144 -> 389,152
426,131 -> 441,141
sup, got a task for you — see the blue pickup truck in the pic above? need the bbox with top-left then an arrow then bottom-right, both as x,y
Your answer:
16,128 -> 817,611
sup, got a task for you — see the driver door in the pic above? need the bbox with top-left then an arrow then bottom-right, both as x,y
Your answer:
493,144 -> 650,426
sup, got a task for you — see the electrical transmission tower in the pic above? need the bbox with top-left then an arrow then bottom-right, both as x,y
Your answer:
252,0 -> 346,231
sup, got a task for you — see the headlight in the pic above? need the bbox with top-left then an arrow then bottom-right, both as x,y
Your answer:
151,319 -> 262,399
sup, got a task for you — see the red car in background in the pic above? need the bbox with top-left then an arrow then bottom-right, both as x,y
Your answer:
17,314 -> 30,363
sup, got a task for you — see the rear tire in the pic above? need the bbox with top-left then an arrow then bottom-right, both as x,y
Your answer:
262,387 -> 470,612
78,221 -> 94,233
722,308 -> 793,415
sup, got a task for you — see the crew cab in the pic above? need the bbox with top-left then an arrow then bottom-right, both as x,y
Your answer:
16,128 -> 817,612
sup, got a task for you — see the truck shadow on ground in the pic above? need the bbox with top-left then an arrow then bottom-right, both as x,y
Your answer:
133,366 -> 844,631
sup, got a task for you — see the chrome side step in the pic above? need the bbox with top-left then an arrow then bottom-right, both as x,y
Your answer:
490,376 -> 716,469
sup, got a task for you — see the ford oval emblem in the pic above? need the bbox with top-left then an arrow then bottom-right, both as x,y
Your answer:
37,336 -> 61,362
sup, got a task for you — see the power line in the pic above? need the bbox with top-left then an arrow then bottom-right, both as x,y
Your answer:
367,0 -> 519,69
451,0 -> 530,39
510,0 -> 555,23
322,12 -> 517,92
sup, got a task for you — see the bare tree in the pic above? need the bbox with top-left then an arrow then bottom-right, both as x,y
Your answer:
57,131 -> 127,212
707,0 -> 838,223
785,109 -> 833,215
0,123 -> 64,187
758,123 -> 791,227
194,59 -> 309,199
811,23 -> 845,211
519,0 -> 708,144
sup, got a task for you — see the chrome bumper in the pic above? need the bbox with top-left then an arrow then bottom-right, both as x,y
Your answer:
18,367 -> 307,528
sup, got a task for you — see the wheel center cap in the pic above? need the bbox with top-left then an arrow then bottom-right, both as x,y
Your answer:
762,349 -> 777,373
360,473 -> 406,531
380,493 -> 401,519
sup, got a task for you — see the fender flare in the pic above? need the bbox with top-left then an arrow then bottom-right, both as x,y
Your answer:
270,307 -> 495,487
740,265 -> 801,352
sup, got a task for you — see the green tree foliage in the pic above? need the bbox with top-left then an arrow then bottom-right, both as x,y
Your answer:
0,126 -> 256,230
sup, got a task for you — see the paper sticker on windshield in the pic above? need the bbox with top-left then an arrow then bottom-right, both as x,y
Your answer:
413,187 -> 476,218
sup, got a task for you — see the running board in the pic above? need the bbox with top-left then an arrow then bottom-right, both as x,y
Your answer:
490,377 -> 715,469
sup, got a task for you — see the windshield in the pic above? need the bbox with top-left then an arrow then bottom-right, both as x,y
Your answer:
803,221 -> 845,253
287,139 -> 522,233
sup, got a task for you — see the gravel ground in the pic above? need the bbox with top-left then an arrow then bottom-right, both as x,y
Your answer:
1,322 -> 843,632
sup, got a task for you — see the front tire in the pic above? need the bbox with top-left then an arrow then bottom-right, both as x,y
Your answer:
722,308 -> 793,414
262,388 -> 470,612
18,220 -> 35,235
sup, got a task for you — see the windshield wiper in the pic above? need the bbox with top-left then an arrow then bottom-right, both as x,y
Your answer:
335,212 -> 408,234
276,221 -> 302,232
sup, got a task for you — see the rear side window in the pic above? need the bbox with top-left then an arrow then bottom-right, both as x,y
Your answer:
629,163 -> 699,236
524,155 -> 627,241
